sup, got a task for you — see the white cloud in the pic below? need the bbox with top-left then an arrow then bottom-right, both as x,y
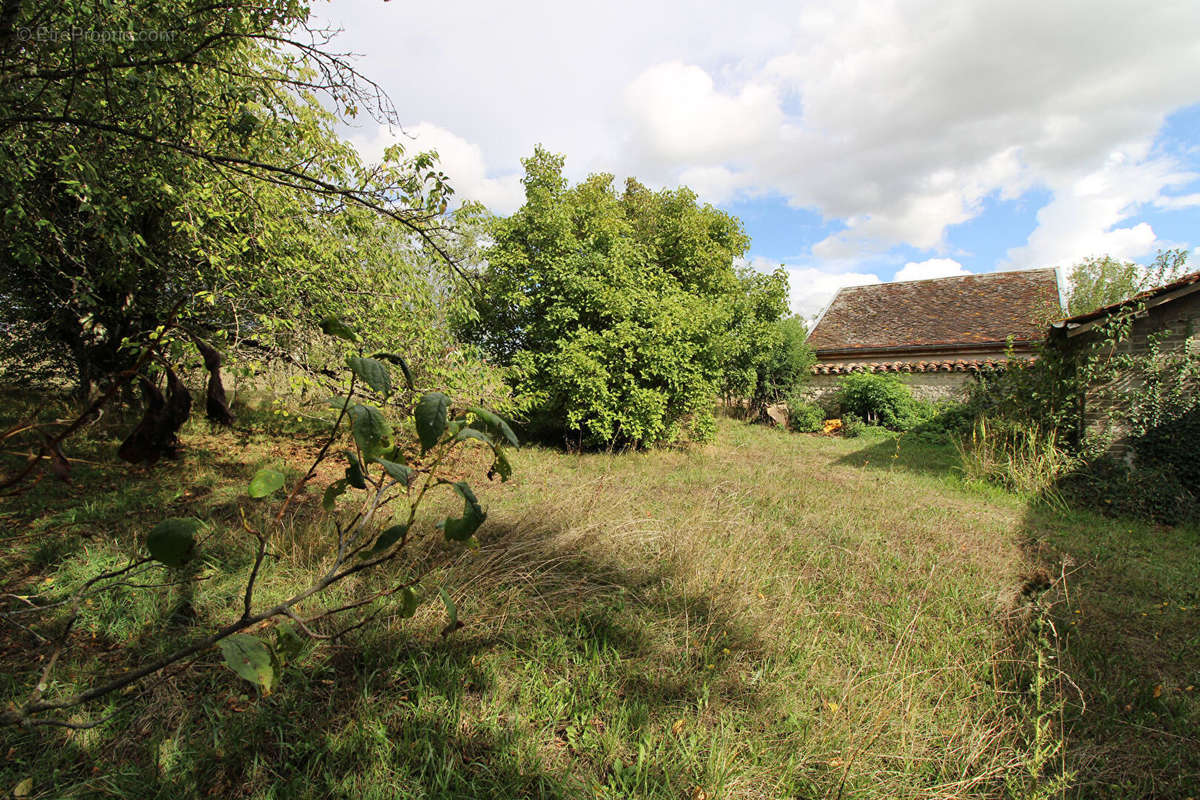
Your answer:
619,0 -> 1200,265
625,62 -> 783,165
318,0 -> 1200,274
350,123 -> 525,215
894,258 -> 970,282
1004,154 -> 1196,269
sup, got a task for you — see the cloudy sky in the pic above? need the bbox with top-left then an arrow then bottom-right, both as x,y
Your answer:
316,0 -> 1200,318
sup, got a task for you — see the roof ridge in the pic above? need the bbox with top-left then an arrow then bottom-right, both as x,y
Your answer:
847,266 -> 1056,291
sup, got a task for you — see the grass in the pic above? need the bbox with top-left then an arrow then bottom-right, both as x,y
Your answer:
1,399 -> 1197,799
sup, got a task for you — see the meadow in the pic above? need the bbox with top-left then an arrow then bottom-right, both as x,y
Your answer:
2,404 -> 1197,799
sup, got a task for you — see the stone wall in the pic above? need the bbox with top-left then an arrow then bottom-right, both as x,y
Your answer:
804,371 -> 979,408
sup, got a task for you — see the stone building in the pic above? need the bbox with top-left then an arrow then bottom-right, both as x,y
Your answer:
805,269 -> 1062,403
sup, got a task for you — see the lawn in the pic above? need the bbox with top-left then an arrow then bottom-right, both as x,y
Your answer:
1,407 -> 1196,799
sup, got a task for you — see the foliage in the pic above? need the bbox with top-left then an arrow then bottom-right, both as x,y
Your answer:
747,315 -> 815,416
840,412 -> 865,438
1065,249 -> 1191,316
0,0 -> 478,396
1123,337 -> 1200,496
834,372 -> 920,431
1,321 -> 517,727
1056,456 -> 1196,526
463,148 -> 756,447
955,416 -> 1077,497
785,397 -> 824,433
904,399 -> 978,443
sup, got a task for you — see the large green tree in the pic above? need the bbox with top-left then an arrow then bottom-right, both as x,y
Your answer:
0,0 -> 470,394
464,148 -> 759,447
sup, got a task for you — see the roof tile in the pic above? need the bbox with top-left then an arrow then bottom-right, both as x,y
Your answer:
808,269 -> 1061,353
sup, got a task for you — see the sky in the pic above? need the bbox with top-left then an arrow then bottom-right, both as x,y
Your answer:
314,0 -> 1200,319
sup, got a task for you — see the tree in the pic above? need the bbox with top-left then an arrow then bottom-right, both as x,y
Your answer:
1065,250 -> 1190,315
463,148 -> 754,447
751,315 -> 815,413
0,0 -> 468,395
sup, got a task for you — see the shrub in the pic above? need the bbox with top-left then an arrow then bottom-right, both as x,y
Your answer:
908,400 -> 977,442
749,316 -> 816,414
955,416 -> 1078,497
841,412 -> 865,438
786,398 -> 824,433
835,372 -> 920,430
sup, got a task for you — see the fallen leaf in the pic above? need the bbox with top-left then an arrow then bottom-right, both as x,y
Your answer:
671,718 -> 686,735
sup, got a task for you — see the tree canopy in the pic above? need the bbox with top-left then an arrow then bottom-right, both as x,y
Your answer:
1065,249 -> 1190,316
462,147 -> 793,447
0,0 -> 473,394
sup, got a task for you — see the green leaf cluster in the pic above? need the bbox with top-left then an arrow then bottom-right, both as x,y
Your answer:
463,147 -> 789,447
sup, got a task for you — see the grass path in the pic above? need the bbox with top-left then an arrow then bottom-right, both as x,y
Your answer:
2,415 -> 1196,798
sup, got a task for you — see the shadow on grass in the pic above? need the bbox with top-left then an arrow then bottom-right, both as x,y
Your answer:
1017,503 -> 1200,800
1,515 -> 770,800
831,432 -> 963,480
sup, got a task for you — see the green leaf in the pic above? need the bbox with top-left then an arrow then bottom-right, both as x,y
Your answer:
466,405 -> 519,448
273,623 -> 305,667
398,585 -> 420,618
438,586 -> 462,637
346,356 -> 392,396
454,426 -> 492,446
218,634 -> 276,692
322,478 -> 348,511
439,480 -> 485,541
327,395 -> 352,411
488,448 -> 512,482
146,518 -> 199,567
349,403 -> 392,459
361,523 -> 407,558
373,457 -> 413,485
345,451 -> 366,489
371,352 -> 416,391
414,392 -> 450,452
319,316 -> 359,342
248,467 -> 285,498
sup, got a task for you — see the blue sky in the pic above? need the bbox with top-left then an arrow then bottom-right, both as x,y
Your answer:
318,0 -> 1200,318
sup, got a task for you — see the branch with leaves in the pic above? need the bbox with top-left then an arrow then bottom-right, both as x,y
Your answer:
1,318 -> 518,729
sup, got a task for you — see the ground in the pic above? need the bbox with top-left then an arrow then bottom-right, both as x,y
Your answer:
1,404 -> 1197,799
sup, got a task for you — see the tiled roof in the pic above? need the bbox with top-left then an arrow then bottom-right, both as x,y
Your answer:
812,358 -> 1020,375
808,269 -> 1061,354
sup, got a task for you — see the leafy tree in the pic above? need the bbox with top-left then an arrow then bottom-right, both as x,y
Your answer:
749,315 -> 815,415
0,0 -> 470,395
720,268 -> 788,405
1065,249 -> 1190,315
463,148 -> 753,447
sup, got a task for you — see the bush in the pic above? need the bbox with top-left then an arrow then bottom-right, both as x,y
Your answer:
908,400 -> 977,442
786,398 -> 824,433
835,372 -> 920,430
841,412 -> 865,438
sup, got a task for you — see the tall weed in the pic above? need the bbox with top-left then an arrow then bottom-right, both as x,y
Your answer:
956,417 -> 1077,498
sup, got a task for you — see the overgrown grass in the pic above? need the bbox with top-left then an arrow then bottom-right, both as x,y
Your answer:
955,417 -> 1078,499
2,400 -> 1196,798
